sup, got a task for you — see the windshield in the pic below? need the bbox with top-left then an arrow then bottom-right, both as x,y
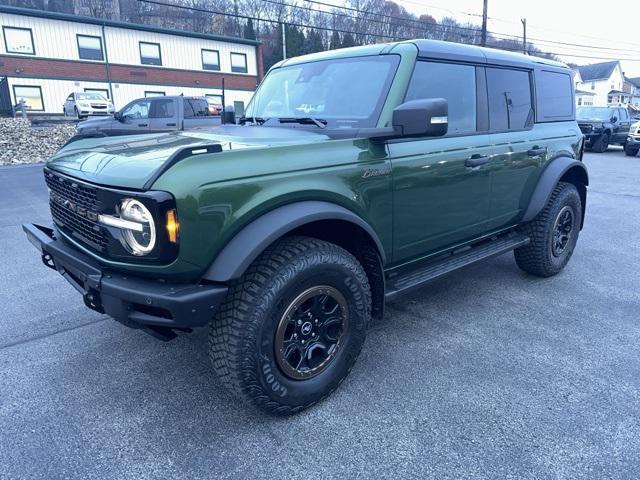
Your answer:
77,93 -> 106,101
576,107 -> 613,120
245,55 -> 400,128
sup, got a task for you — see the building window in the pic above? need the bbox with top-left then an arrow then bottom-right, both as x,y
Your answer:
77,35 -> 104,61
84,88 -> 109,99
3,27 -> 35,55
144,90 -> 166,97
230,52 -> 248,73
202,49 -> 220,71
12,85 -> 43,111
577,97 -> 582,106
139,42 -> 162,66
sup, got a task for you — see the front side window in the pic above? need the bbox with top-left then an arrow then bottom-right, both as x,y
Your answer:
246,55 -> 400,128
121,99 -> 151,119
77,35 -> 103,61
202,49 -> 220,71
230,52 -> 248,73
3,27 -> 35,55
486,67 -> 533,131
140,42 -> 161,66
405,61 -> 477,135
150,98 -> 175,118
13,85 -> 43,111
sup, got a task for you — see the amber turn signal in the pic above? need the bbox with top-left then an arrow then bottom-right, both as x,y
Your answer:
166,209 -> 179,243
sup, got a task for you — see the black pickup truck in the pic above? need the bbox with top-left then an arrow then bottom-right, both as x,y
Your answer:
576,106 -> 632,153
73,96 -> 221,139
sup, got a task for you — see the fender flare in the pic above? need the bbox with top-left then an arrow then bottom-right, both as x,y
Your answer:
202,201 -> 386,282
522,156 -> 589,224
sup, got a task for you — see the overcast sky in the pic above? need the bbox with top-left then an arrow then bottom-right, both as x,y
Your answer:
390,0 -> 640,77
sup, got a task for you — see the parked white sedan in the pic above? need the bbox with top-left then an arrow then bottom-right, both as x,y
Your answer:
63,92 -> 115,119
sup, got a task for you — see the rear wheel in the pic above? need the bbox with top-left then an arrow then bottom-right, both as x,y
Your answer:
624,144 -> 638,157
515,182 -> 582,277
591,132 -> 610,153
209,236 -> 371,415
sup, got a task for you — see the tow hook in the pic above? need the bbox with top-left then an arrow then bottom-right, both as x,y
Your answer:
83,290 -> 105,314
41,252 -> 56,270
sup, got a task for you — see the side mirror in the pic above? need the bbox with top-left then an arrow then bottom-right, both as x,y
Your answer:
114,111 -> 123,122
392,98 -> 448,138
222,105 -> 236,125
611,116 -> 617,123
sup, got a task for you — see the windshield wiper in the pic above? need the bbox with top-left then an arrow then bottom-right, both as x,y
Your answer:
278,117 -> 327,129
238,116 -> 267,125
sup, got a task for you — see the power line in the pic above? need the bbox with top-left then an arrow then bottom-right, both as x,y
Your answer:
136,0 -> 640,62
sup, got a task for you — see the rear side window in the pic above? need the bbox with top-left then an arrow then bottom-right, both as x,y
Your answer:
150,99 -> 175,119
486,67 -> 533,131
536,70 -> 573,120
405,61 -> 476,135
184,98 -> 210,118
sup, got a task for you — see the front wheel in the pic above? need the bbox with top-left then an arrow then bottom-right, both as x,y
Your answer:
209,236 -> 371,415
625,144 -> 638,157
514,182 -> 582,277
591,132 -> 610,153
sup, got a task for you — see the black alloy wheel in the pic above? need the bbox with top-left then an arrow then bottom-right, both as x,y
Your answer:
551,206 -> 574,257
274,286 -> 349,380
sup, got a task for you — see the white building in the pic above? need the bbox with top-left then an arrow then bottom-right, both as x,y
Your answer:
574,61 -> 626,108
0,5 -> 263,115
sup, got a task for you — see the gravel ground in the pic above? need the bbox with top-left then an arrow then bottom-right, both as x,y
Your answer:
0,118 -> 75,166
0,149 -> 639,479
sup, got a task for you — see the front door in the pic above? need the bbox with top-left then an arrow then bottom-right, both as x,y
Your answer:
115,98 -> 151,134
389,60 -> 493,263
614,108 -> 631,143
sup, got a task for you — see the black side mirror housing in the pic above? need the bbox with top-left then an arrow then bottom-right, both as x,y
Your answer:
611,116 -> 617,123
114,112 -> 123,122
392,98 -> 448,138
222,105 -> 236,125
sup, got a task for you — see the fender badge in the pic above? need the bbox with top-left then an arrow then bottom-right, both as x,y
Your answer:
362,166 -> 391,179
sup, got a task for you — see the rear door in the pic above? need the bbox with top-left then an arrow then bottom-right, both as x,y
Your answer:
389,60 -> 494,263
148,98 -> 178,132
183,97 -> 220,129
485,66 -> 544,229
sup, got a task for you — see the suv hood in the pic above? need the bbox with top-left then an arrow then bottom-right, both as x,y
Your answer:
47,126 -> 330,189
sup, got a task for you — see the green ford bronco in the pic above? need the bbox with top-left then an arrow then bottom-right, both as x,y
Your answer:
24,40 -> 587,415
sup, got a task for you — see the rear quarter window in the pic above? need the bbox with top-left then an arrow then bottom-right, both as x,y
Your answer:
536,70 -> 574,121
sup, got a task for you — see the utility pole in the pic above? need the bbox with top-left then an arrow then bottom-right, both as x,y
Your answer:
521,18 -> 527,54
281,23 -> 287,60
480,0 -> 488,47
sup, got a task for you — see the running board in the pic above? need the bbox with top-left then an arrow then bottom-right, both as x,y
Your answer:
385,233 -> 530,301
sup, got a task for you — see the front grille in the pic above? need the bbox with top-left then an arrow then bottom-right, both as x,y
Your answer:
578,123 -> 593,133
90,104 -> 107,109
45,171 -> 107,251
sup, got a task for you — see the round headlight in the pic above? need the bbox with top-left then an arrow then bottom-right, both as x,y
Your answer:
119,198 -> 156,255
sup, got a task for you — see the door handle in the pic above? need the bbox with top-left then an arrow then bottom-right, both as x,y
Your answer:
138,123 -> 148,127
527,146 -> 547,157
465,154 -> 490,167
166,123 -> 177,127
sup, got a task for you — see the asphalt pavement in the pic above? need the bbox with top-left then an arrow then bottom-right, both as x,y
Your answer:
1,149 -> 639,479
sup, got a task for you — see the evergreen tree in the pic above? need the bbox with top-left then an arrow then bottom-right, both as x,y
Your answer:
341,32 -> 356,48
243,18 -> 256,40
303,29 -> 324,54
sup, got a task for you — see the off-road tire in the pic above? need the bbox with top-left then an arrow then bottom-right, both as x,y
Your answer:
514,182 -> 582,277
624,144 -> 638,157
591,132 -> 610,153
209,236 -> 371,415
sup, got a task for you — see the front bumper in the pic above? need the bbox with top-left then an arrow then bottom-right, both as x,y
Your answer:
23,223 -> 228,331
